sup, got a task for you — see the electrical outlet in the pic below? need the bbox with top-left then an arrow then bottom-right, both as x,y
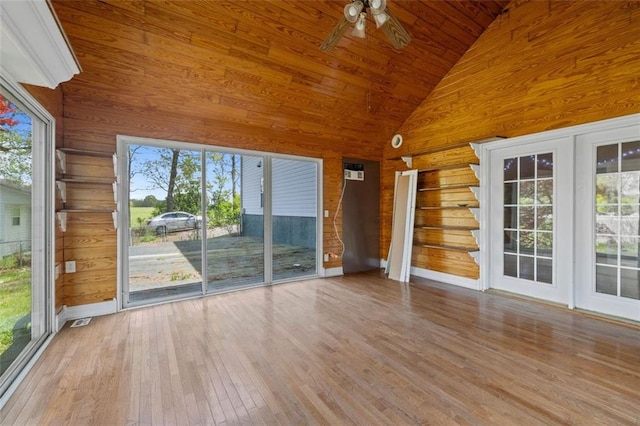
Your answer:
65,260 -> 76,273
324,210 -> 329,218
323,253 -> 329,262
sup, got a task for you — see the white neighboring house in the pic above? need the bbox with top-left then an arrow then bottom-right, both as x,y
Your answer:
0,181 -> 31,258
241,157 -> 317,248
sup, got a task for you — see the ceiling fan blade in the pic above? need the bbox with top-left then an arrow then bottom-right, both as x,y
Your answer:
380,8 -> 411,49
320,16 -> 351,52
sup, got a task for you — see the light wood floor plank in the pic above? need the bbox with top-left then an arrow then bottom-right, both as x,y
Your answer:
2,271 -> 639,425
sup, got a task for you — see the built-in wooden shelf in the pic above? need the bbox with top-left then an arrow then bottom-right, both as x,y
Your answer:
55,149 -> 118,232
412,143 -> 485,266
418,162 -> 479,173
57,177 -> 115,184
415,243 -> 479,253
417,205 -> 479,210
415,225 -> 479,231
56,148 -> 113,157
418,184 -> 478,192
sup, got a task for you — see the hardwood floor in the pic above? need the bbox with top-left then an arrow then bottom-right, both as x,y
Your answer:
2,271 -> 639,425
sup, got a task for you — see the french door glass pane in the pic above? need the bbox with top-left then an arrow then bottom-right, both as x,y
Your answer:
272,158 -> 317,281
128,146 -> 202,304
0,95 -> 36,378
207,153 -> 264,291
503,153 -> 554,283
595,141 -> 640,300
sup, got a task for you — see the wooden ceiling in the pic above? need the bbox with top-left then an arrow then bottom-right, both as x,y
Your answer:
51,0 -> 509,156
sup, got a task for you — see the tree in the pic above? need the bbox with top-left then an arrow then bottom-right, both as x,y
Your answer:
141,148 -> 182,211
0,95 -> 30,187
0,96 -> 19,131
172,154 -> 201,214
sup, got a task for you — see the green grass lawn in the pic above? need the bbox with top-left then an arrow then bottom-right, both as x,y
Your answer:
130,206 -> 155,228
0,268 -> 31,355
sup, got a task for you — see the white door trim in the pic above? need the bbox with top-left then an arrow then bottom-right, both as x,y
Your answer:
480,114 -> 640,308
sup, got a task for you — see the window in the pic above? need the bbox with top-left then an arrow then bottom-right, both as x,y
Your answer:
11,207 -> 20,226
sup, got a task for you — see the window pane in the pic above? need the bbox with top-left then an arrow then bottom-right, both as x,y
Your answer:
596,207 -> 618,234
519,231 -> 534,256
504,254 -> 517,277
537,153 -> 553,178
519,181 -> 535,205
504,158 -> 517,181
504,182 -> 518,205
536,206 -> 553,231
620,268 -> 640,300
596,174 -> 618,204
520,155 -> 535,180
536,179 -> 553,205
519,206 -> 534,230
0,93 -> 39,387
619,172 -> 640,203
519,256 -> 535,281
128,147 -> 203,304
536,232 -> 553,257
504,230 -> 517,253
621,141 -> 640,172
620,204 -> 639,236
537,258 -> 553,284
596,265 -> 618,295
620,237 -> 640,268
272,158 -> 317,281
595,235 -> 618,265
504,206 -> 518,229
597,144 -> 618,174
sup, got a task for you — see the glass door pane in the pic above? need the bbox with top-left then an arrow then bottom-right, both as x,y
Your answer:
207,153 -> 264,292
502,153 -> 554,284
127,146 -> 203,305
271,158 -> 317,281
595,141 -> 640,300
0,94 -> 44,383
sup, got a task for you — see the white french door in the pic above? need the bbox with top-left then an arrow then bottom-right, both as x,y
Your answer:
575,124 -> 640,321
488,138 -> 574,305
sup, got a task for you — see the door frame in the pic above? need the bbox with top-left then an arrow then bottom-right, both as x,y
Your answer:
479,114 -> 640,314
116,135 -> 323,310
574,122 -> 640,320
484,137 -> 574,305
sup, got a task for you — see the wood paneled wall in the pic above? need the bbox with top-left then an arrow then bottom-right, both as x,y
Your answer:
381,0 -> 640,279
23,84 -> 65,310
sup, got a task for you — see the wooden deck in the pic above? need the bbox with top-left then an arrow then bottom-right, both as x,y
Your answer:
2,271 -> 639,425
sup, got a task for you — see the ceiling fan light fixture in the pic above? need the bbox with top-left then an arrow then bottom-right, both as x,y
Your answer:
344,1 -> 364,23
372,11 -> 388,28
369,0 -> 386,12
352,12 -> 366,38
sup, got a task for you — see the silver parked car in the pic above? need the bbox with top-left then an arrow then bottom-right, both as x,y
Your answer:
146,211 -> 202,234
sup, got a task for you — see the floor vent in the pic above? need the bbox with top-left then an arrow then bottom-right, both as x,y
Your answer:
70,318 -> 92,328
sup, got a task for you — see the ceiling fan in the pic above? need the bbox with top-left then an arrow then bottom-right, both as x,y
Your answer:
320,0 -> 411,52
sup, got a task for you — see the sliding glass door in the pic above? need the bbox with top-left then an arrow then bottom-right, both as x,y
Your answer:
126,146 -> 203,305
206,152 -> 264,292
120,137 -> 320,307
272,158 -> 317,280
0,84 -> 52,399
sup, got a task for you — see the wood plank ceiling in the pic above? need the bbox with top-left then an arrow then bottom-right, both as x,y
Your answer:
51,0 -> 509,154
